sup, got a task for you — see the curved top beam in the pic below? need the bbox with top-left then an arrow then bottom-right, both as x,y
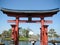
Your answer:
1,8 -> 59,17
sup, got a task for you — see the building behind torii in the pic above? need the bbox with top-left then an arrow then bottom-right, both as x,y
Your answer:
1,8 -> 59,45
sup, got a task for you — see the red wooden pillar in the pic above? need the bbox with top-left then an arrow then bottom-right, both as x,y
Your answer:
40,18 -> 45,45
11,25 -> 16,42
15,16 -> 19,45
44,25 -> 48,45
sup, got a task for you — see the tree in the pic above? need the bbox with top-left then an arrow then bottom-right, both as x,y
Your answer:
19,27 -> 24,37
8,29 -> 12,37
2,30 -> 8,38
1,29 -> 12,38
19,27 -> 29,38
22,29 -> 29,38
48,29 -> 56,37
48,29 -> 59,38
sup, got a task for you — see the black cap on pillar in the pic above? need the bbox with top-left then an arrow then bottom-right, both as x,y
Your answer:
43,25 -> 48,28
11,24 -> 16,27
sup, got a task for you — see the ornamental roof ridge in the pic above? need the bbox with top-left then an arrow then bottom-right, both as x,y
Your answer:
1,8 -> 59,13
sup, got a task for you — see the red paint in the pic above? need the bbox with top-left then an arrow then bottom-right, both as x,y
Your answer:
40,18 -> 45,45
8,20 -> 52,23
11,17 -> 19,45
44,25 -> 48,45
11,25 -> 16,43
15,17 -> 19,45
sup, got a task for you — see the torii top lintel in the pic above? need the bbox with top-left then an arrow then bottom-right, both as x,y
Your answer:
1,8 -> 59,18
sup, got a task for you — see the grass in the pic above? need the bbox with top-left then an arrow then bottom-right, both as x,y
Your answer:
4,38 -> 11,40
19,37 -> 28,41
4,37 -> 28,41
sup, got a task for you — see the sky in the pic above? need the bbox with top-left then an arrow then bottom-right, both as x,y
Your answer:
0,0 -> 60,34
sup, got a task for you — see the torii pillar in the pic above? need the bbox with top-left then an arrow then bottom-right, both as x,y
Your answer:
10,16 -> 19,45
15,16 -> 19,45
40,18 -> 45,45
40,17 -> 49,45
44,25 -> 48,45
11,25 -> 16,43
40,25 -> 49,45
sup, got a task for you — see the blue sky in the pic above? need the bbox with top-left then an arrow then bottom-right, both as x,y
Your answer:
0,0 -> 60,34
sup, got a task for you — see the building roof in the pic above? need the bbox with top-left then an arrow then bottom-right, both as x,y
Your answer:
1,8 -> 59,17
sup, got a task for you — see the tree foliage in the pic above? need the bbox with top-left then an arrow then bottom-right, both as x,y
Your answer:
19,27 -> 30,38
48,29 -> 59,38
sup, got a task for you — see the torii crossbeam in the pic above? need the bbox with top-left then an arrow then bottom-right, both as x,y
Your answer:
1,8 -> 59,45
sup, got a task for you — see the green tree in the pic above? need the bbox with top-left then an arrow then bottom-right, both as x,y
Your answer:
2,30 -> 8,38
19,27 -> 24,37
1,29 -> 12,38
48,29 -> 59,38
22,29 -> 29,38
8,29 -> 12,37
19,28 -> 30,38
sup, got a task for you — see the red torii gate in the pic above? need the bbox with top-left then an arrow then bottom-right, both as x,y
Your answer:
1,8 -> 59,45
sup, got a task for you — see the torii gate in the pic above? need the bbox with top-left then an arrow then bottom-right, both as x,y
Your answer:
1,8 -> 59,45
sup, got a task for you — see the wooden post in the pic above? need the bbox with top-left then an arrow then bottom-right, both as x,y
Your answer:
40,18 -> 45,45
44,25 -> 48,45
15,16 -> 19,45
11,24 -> 16,45
11,25 -> 16,41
